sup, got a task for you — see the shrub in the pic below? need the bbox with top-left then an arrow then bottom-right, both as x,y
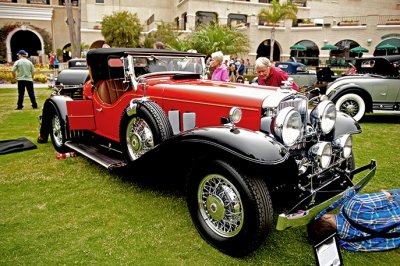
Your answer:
243,74 -> 257,82
34,73 -> 48,83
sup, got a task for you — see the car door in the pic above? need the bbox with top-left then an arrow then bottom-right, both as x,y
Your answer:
370,78 -> 400,104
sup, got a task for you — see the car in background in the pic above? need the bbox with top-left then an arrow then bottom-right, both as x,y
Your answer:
327,55 -> 400,121
48,58 -> 89,99
275,61 -> 317,88
38,48 -> 375,256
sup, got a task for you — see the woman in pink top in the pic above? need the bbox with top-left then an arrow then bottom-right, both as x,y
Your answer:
210,51 -> 229,82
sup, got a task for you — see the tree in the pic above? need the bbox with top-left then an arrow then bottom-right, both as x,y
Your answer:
101,11 -> 143,48
184,22 -> 250,56
258,0 -> 298,61
143,22 -> 181,49
65,0 -> 80,58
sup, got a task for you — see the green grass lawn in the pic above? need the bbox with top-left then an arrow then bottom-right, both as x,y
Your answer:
0,87 -> 399,265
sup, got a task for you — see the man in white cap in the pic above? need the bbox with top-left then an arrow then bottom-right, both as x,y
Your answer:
12,50 -> 37,110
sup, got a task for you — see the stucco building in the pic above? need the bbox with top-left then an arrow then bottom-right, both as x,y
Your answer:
0,0 -> 399,64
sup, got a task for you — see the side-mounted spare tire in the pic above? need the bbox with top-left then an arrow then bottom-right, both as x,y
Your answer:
120,100 -> 173,162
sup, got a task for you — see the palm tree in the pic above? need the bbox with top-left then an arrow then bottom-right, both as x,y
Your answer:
258,0 -> 298,61
185,22 -> 250,56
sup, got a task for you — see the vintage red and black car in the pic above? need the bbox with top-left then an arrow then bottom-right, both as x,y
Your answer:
38,48 -> 376,256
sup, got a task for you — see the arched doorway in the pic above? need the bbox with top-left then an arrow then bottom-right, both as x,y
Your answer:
374,37 -> 400,56
333,40 -> 360,58
90,40 -> 106,49
290,40 -> 319,66
7,27 -> 43,62
62,44 -> 72,62
256,39 -> 281,61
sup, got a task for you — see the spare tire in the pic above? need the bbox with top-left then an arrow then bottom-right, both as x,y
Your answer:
120,101 -> 173,162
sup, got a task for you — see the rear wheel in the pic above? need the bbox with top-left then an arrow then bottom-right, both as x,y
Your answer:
50,108 -> 69,153
120,101 -> 172,162
335,93 -> 365,121
186,160 -> 273,257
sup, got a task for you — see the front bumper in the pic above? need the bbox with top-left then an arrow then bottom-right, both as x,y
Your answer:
276,160 -> 376,230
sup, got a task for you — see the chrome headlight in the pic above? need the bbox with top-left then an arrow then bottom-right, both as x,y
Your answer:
229,107 -> 242,124
310,101 -> 337,134
273,107 -> 302,146
309,142 -> 332,169
333,134 -> 352,158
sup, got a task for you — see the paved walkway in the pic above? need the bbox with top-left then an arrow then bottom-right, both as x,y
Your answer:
0,83 -> 49,89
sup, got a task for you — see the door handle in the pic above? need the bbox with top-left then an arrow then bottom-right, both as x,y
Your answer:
96,108 -> 102,112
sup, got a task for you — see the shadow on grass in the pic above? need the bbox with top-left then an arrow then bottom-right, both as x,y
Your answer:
361,112 -> 400,124
113,160 -> 187,197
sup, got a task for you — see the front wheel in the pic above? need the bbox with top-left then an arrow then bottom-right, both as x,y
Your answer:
186,160 -> 273,256
335,93 -> 365,121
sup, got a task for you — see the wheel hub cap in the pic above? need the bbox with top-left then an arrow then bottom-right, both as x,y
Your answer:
206,196 -> 225,221
342,101 -> 358,116
130,133 -> 142,152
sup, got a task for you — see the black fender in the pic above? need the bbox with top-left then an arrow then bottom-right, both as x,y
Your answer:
174,126 -> 290,165
137,126 -> 295,169
133,126 -> 299,189
328,84 -> 373,113
39,95 -> 73,137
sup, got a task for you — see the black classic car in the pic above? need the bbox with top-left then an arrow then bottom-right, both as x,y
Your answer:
48,58 -> 89,99
326,55 -> 400,121
38,48 -> 376,256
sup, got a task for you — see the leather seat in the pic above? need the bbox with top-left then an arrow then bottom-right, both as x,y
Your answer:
97,79 -> 131,104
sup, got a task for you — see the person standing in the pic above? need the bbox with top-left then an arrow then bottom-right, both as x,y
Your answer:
210,51 -> 229,82
245,58 -> 251,74
12,50 -> 38,110
49,51 -> 55,69
255,57 -> 298,91
53,56 -> 59,69
237,59 -> 245,76
228,62 -> 237,82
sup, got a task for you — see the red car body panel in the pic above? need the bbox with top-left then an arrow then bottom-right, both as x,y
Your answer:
73,75 -> 278,142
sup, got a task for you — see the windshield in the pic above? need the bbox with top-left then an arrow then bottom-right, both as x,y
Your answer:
107,55 -> 206,80
130,56 -> 205,76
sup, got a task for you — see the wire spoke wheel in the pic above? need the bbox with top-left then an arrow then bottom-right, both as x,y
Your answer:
51,115 -> 63,147
187,160 -> 273,256
126,117 -> 154,160
335,93 -> 366,121
198,174 -> 244,237
120,101 -> 173,163
340,99 -> 359,117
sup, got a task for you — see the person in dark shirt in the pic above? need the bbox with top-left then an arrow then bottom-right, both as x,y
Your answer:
237,59 -> 245,76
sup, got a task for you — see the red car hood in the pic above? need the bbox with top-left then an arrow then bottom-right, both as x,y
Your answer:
159,79 -> 279,110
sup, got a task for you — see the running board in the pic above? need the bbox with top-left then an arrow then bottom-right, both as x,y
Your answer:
65,141 -> 127,170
